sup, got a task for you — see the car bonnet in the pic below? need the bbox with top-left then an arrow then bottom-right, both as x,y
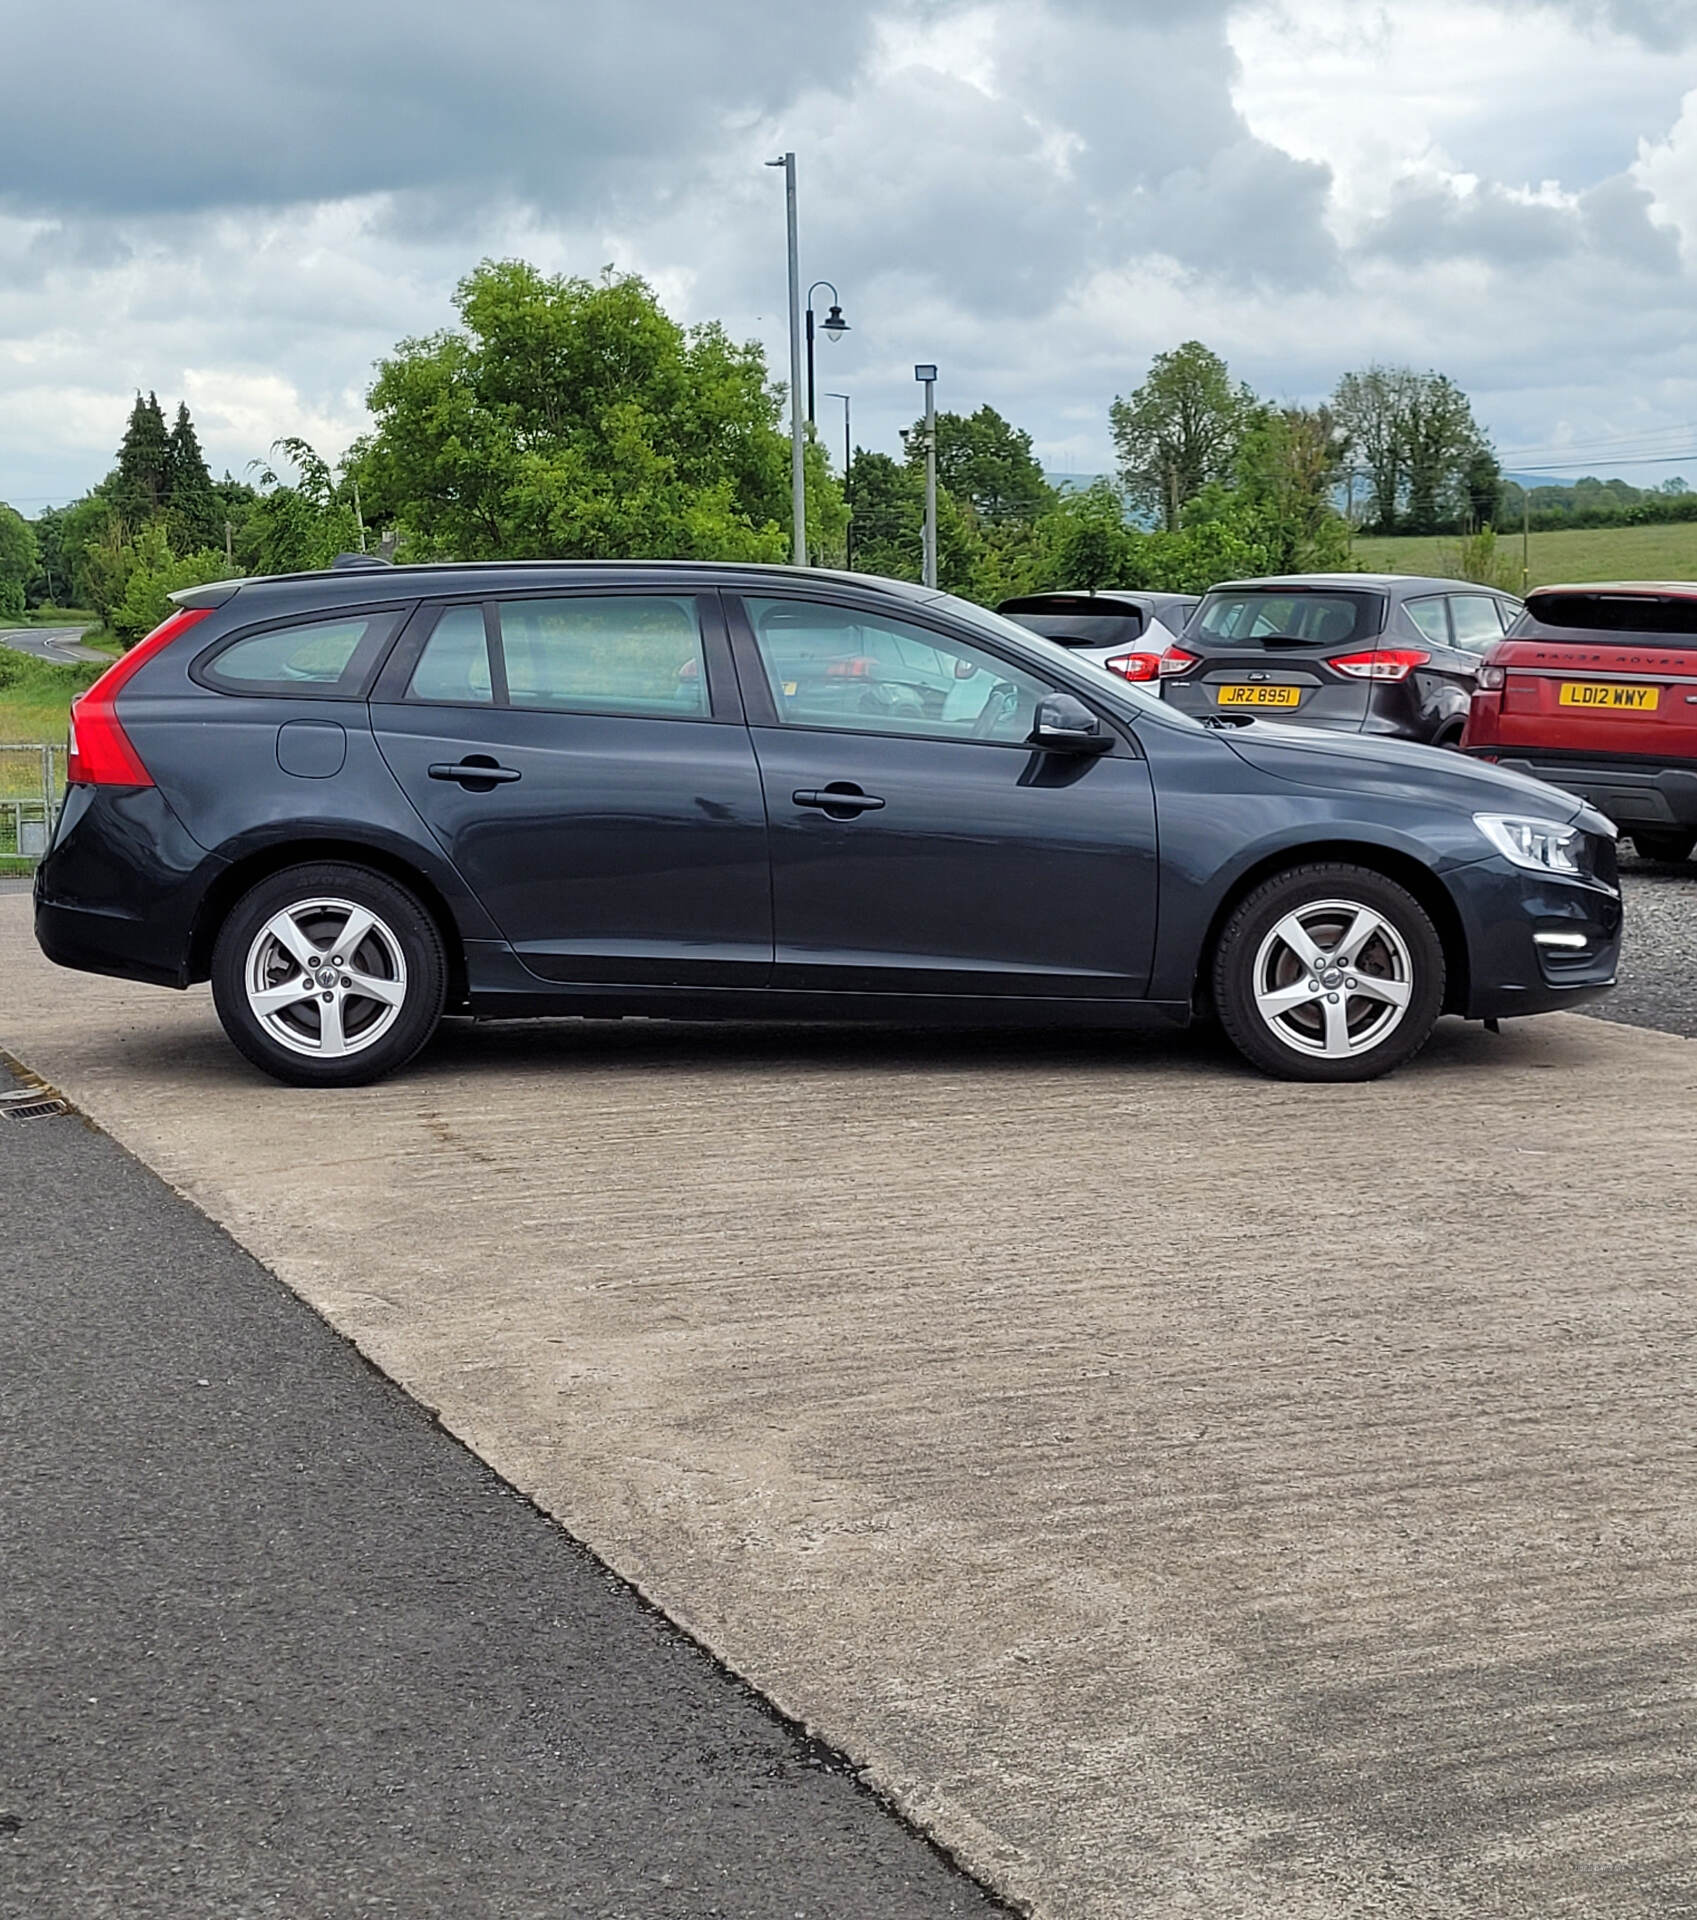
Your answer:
1221,719 -> 1586,819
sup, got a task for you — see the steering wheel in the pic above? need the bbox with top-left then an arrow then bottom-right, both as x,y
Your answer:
970,680 -> 1020,740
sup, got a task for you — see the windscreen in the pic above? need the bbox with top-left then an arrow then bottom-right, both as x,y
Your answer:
1517,593 -> 1697,643
1191,589 -> 1383,648
1002,611 -> 1146,650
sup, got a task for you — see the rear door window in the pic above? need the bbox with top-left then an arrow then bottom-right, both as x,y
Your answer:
1449,595 -> 1506,649
198,612 -> 400,697
496,595 -> 708,718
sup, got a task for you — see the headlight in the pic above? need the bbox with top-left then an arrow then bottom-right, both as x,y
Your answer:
1474,813 -> 1585,875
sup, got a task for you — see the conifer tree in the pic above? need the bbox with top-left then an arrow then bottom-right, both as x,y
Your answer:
164,401 -> 222,550
113,391 -> 171,526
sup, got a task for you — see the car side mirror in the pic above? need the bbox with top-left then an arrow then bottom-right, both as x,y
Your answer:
1029,693 -> 1114,755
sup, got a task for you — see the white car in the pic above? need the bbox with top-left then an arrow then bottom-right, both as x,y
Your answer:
996,591 -> 1200,683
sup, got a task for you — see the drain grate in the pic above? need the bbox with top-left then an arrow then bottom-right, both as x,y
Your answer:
0,1085 -> 69,1121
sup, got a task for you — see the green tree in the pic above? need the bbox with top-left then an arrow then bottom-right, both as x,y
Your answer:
1402,373 -> 1485,532
1231,405 -> 1353,571
1462,446 -> 1504,531
1331,366 -> 1412,533
357,260 -> 807,562
164,402 -> 223,551
107,523 -> 234,646
0,502 -> 40,620
237,439 -> 363,575
112,391 -> 172,526
1029,481 -> 1144,592
26,505 -> 71,607
845,451 -> 923,581
1109,342 -> 1256,531
914,405 -> 1052,526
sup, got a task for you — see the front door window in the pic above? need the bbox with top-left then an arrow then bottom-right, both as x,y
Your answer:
743,597 -> 1053,746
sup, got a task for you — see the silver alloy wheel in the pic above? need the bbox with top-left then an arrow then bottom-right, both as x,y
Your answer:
1249,896 -> 1415,1060
243,896 -> 409,1060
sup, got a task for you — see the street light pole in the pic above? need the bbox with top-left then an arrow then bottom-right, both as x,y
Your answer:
766,152 -> 806,567
805,280 -> 850,426
915,363 -> 938,589
825,391 -> 851,567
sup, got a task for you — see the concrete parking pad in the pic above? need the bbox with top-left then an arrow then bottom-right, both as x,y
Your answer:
3,894 -> 1694,1919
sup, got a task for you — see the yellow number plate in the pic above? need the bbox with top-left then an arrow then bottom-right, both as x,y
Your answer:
1217,684 -> 1301,708
1558,682 -> 1659,711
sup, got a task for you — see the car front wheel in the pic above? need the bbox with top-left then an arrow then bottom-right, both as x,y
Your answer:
1213,863 -> 1446,1082
211,862 -> 447,1087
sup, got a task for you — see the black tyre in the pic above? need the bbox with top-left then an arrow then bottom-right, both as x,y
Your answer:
1631,829 -> 1695,864
211,862 -> 447,1087
1212,863 -> 1446,1083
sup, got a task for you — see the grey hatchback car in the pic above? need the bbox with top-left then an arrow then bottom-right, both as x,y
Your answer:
1158,575 -> 1522,746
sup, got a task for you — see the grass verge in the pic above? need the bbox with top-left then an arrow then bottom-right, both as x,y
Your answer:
0,651 -> 100,754
1350,522 -> 1697,589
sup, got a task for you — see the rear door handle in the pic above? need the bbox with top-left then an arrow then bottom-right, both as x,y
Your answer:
429,759 -> 522,785
793,786 -> 885,815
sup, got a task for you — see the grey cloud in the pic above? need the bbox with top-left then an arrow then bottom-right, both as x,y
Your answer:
1363,179 -> 1576,266
1529,0 -> 1697,46
0,0 -> 876,218
1578,174 -> 1683,270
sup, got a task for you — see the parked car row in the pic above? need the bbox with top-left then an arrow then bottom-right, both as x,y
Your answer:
36,558 -> 1621,1089
1002,575 -> 1697,863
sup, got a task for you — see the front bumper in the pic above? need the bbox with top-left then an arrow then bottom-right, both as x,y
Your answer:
1449,854 -> 1622,1020
1471,752 -> 1697,831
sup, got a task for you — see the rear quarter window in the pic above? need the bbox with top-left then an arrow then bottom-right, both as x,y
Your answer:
197,611 -> 403,697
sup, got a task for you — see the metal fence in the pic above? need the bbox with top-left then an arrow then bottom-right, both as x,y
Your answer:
0,745 -> 66,866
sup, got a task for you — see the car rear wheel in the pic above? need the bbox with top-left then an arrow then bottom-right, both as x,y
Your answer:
211,862 -> 447,1087
1631,829 -> 1695,864
1213,863 -> 1446,1082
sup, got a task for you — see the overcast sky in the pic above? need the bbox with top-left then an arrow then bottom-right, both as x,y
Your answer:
5,0 -> 1697,510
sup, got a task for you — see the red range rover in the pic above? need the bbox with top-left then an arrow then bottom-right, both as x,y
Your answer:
1463,582 -> 1697,862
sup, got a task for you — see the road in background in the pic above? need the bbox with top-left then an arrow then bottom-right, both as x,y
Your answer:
0,627 -> 103,666
0,1076 -> 1004,1920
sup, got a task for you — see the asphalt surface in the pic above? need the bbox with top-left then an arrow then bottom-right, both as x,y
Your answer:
0,1072 -> 1006,1920
0,626 -> 103,666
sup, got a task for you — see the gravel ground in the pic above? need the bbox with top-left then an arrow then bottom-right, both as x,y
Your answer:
1589,848 -> 1697,1038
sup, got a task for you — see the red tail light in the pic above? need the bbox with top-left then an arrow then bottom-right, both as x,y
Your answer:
1330,648 -> 1429,682
825,655 -> 877,679
66,606 -> 212,787
1158,646 -> 1200,677
1103,650 -> 1163,681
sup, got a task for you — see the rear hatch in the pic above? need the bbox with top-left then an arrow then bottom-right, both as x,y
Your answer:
1160,586 -> 1386,728
1482,588 -> 1697,765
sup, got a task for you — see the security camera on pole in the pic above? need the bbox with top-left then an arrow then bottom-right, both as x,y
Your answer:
915,364 -> 938,589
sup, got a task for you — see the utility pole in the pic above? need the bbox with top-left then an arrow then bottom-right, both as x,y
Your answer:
766,152 -> 806,567
353,479 -> 367,553
224,518 -> 233,567
1522,487 -> 1530,593
915,364 -> 938,588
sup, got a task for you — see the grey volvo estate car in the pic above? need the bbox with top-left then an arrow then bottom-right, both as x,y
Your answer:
35,561 -> 1617,1088
1159,574 -> 1523,745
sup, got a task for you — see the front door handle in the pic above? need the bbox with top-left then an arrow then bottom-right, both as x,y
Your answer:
429,758 -> 522,786
793,785 -> 886,817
